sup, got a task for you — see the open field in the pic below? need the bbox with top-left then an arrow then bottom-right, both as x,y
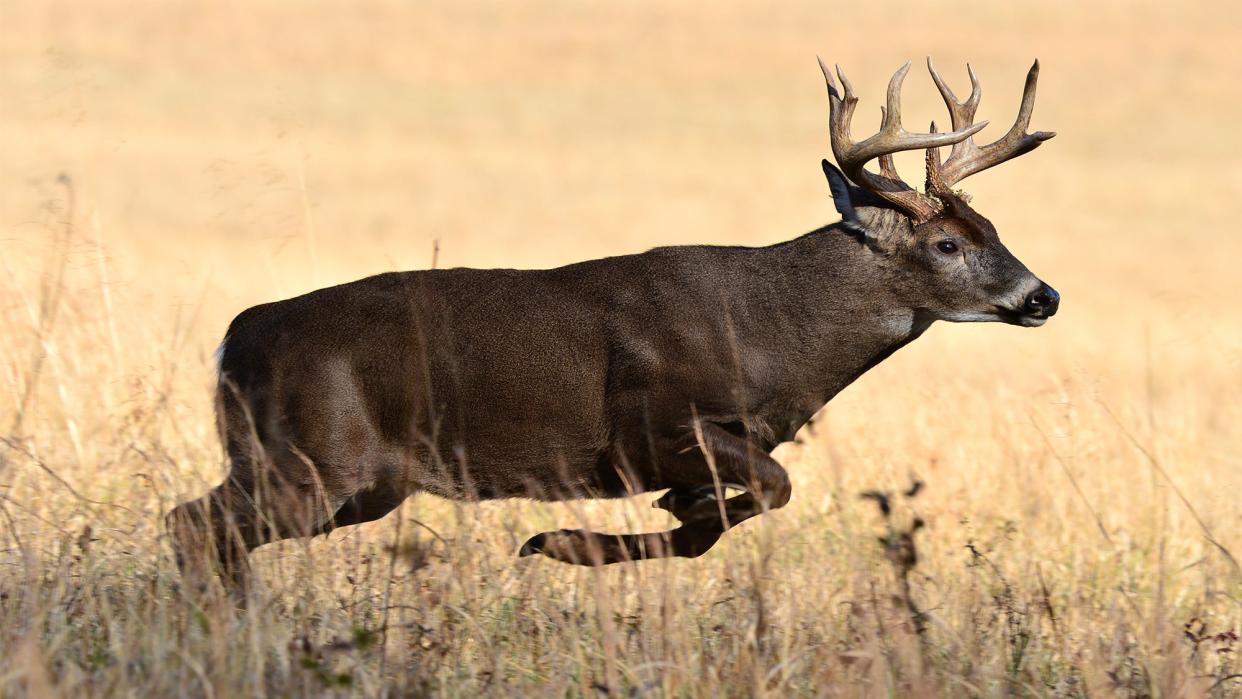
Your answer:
2,0 -> 1242,695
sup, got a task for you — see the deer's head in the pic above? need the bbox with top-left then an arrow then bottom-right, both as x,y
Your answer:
820,59 -> 1059,327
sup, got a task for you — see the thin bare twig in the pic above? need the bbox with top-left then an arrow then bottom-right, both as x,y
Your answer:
1099,400 -> 1241,580
1208,674 -> 1242,692
1030,415 -> 1113,546
1,437 -> 135,514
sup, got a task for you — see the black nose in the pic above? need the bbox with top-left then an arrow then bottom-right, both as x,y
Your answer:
1023,283 -> 1060,317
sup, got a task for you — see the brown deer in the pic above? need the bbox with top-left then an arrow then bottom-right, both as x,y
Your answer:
167,58 -> 1059,598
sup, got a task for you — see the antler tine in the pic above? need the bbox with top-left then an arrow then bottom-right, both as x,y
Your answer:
820,60 -> 987,223
819,58 -> 860,151
926,58 -> 981,176
877,107 -> 901,183
1010,60 -> 1056,145
927,57 -> 980,131
926,59 -> 1056,192
924,120 -> 941,190
835,64 -> 855,101
881,62 -> 911,133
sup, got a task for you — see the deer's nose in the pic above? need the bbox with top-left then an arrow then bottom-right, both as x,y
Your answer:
1023,283 -> 1060,317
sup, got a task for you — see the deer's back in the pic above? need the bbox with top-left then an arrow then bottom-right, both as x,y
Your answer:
215,246 -> 770,499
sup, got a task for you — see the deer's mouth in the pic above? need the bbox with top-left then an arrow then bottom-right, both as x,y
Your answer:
993,305 -> 1050,327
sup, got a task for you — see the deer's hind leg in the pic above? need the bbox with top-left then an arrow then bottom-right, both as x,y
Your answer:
167,450 -> 351,603
170,359 -> 415,601
519,422 -> 791,565
315,479 -> 410,533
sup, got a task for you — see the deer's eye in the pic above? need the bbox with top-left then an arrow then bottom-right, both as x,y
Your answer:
935,240 -> 959,255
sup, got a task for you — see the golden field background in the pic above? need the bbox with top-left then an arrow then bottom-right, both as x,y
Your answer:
2,0 -> 1241,696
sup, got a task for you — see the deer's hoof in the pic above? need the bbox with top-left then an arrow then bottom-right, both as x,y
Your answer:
518,532 -> 548,557
518,528 -> 580,557
653,487 -> 721,523
519,528 -> 599,562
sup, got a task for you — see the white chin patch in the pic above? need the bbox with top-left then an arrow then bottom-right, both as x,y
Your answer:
939,311 -> 1006,323
939,310 -> 1047,327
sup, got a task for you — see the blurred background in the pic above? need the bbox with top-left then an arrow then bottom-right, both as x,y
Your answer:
2,1 -> 1242,694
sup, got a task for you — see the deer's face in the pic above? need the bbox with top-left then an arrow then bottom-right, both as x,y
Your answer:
897,203 -> 1058,327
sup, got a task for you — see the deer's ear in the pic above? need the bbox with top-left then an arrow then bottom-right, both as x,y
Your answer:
822,160 -> 874,246
821,160 -> 857,222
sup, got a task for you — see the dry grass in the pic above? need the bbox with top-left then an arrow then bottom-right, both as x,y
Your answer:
2,0 -> 1242,696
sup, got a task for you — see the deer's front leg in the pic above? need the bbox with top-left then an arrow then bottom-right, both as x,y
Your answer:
651,485 -> 721,524
656,421 -> 792,525
519,422 -> 791,565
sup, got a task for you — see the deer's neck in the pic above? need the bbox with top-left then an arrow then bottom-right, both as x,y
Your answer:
745,222 -> 933,433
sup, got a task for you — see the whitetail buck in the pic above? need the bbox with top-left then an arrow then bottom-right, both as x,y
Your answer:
167,58 -> 1059,598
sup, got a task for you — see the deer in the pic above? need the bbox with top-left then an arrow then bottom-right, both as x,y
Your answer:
166,57 -> 1059,600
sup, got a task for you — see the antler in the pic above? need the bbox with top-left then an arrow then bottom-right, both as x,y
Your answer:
925,58 -> 1055,193
820,59 -> 987,223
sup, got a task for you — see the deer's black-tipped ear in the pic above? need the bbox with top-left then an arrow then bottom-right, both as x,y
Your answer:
822,159 -> 874,247
821,159 -> 858,224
